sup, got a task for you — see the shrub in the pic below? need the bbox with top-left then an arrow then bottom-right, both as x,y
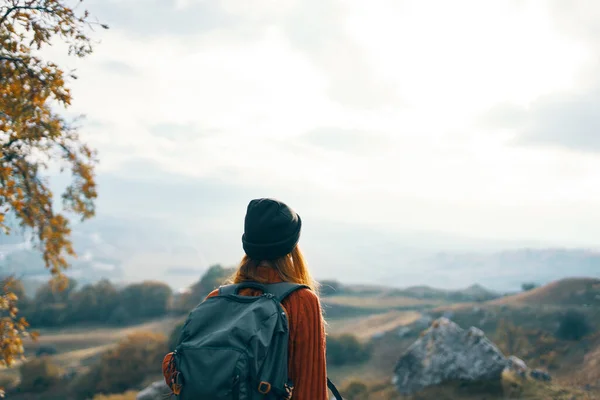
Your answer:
35,345 -> 58,357
495,319 -> 564,370
19,357 -> 63,393
93,391 -> 138,400
73,331 -> 168,398
108,305 -> 131,326
326,334 -> 372,366
521,282 -> 538,292
0,374 -> 19,392
341,380 -> 369,400
176,265 -> 235,312
556,310 -> 590,341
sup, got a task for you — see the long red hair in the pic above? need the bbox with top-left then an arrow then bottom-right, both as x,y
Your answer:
227,245 -> 320,295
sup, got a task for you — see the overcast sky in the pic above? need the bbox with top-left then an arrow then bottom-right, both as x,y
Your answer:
48,0 -> 600,248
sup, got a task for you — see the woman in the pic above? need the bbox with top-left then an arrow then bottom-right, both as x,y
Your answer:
163,198 -> 328,399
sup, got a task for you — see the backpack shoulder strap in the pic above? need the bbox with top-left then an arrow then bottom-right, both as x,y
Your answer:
327,377 -> 344,400
218,282 -> 267,296
264,282 -> 310,302
218,284 -> 237,296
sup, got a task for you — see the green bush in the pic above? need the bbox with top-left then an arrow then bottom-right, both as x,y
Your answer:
556,310 -> 590,341
326,334 -> 372,366
521,282 -> 538,292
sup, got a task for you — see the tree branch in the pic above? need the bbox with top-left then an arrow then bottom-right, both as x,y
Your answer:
0,4 -> 55,26
0,54 -> 37,79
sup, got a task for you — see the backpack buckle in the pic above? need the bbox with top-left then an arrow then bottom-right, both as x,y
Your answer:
171,371 -> 182,395
284,381 -> 294,399
258,381 -> 272,394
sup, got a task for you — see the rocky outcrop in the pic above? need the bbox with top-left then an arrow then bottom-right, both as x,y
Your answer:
506,355 -> 528,378
530,369 -> 552,382
393,317 -> 508,395
504,356 -> 553,383
137,380 -> 171,400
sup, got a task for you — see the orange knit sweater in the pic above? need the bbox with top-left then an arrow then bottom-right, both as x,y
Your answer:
163,266 -> 328,400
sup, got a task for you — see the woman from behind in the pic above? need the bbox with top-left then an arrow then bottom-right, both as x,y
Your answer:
164,198 -> 329,399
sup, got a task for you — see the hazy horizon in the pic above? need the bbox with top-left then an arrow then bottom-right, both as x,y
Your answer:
2,203 -> 599,294
4,0 -> 600,293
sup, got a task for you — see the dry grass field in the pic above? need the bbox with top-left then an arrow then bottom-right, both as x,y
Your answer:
3,277 -> 600,399
322,295 -> 446,309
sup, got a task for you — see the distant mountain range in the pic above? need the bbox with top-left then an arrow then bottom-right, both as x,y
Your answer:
1,214 -> 599,295
389,248 -> 600,292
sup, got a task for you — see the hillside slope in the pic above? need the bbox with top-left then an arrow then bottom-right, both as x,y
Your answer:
489,278 -> 600,306
356,370 -> 599,399
385,284 -> 500,302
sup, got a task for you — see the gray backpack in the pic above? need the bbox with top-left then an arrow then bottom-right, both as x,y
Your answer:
172,281 -> 343,400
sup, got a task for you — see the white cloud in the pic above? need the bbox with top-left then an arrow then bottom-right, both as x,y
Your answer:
345,0 -> 591,112
40,0 -> 600,246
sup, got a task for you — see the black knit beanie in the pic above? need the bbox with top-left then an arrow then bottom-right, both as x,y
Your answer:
242,198 -> 302,260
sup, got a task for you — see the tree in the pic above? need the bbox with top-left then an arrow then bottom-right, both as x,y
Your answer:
326,334 -> 372,366
176,264 -> 235,312
521,282 -> 538,292
33,277 -> 78,305
91,279 -> 119,320
556,310 -> 590,341
119,281 -> 173,320
68,279 -> 118,323
194,264 -> 235,297
25,278 -> 77,326
0,0 -> 107,366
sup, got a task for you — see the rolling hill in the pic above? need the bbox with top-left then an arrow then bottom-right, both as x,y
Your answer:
383,283 -> 501,302
489,277 -> 600,307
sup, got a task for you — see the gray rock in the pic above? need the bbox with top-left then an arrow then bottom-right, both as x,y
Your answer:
371,331 -> 385,339
393,317 -> 507,394
415,314 -> 433,329
61,367 -> 78,381
506,356 -> 528,378
397,327 -> 411,337
137,380 -> 172,400
530,369 -> 552,382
